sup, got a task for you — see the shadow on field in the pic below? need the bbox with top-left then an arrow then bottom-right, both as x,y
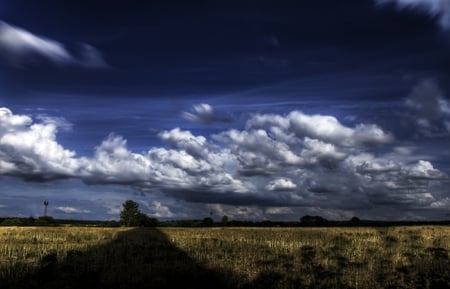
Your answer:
2,228 -> 248,289
3,227 -> 449,289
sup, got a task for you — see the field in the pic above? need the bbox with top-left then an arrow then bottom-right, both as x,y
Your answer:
0,226 -> 449,289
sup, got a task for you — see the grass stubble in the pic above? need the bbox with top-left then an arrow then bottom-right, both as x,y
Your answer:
0,226 -> 448,289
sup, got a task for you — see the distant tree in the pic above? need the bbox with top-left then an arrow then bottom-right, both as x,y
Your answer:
0,217 -> 37,226
27,216 -> 36,225
349,216 -> 361,224
1,218 -> 25,226
98,220 -> 120,227
261,220 -> 273,227
35,216 -> 58,226
300,215 -> 328,225
202,217 -> 214,226
221,215 -> 229,226
120,200 -> 158,227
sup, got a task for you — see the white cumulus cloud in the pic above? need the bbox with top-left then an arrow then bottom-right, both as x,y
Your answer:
0,107 -> 79,179
266,178 -> 297,191
248,111 -> 393,147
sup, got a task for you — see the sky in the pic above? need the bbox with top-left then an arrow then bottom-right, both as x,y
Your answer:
0,0 -> 450,221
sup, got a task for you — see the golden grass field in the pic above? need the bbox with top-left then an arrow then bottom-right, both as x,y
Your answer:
0,226 -> 449,289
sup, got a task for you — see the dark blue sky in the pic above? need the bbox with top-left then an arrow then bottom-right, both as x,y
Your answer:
0,0 -> 449,220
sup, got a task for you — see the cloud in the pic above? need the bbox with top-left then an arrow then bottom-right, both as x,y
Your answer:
215,128 -> 303,175
304,207 -> 354,221
407,160 -> 445,179
207,204 -> 264,220
430,197 -> 450,209
35,115 -> 73,132
182,103 -> 232,124
158,128 -> 208,157
0,107 -> 79,180
0,21 -> 107,68
78,44 -> 108,69
140,200 -> 174,218
247,111 -> 393,147
377,0 -> 450,30
82,132 -> 247,195
55,206 -> 91,214
405,79 -> 450,135
265,207 -> 293,215
0,106 -> 448,218
265,178 -> 297,191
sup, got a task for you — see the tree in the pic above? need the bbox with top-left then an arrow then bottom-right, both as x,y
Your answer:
349,216 -> 361,224
202,217 -> 214,226
120,200 -> 158,227
138,214 -> 159,227
221,215 -> 229,226
300,215 -> 328,226
35,216 -> 58,226
120,200 -> 142,226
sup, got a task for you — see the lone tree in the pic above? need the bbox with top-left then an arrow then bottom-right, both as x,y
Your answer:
120,200 -> 158,227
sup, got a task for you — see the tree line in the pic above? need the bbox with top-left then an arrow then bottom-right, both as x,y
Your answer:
1,200 -> 449,227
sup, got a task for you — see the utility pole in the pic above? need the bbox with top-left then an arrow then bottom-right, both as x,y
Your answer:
43,200 -> 49,217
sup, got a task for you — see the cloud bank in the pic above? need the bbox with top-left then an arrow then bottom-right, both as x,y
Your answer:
0,21 -> 107,68
0,99 -> 448,217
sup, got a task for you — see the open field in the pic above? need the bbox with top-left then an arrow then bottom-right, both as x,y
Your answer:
0,226 -> 449,289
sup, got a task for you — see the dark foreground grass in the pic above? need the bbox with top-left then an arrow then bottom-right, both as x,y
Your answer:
0,226 -> 449,289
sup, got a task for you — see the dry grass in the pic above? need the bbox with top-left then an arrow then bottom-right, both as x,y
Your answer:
0,226 -> 449,289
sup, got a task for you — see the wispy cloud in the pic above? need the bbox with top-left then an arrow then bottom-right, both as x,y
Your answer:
35,115 -> 73,132
377,0 -> 450,30
265,207 -> 293,215
182,103 -> 232,124
0,21 -> 108,68
55,206 -> 91,214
